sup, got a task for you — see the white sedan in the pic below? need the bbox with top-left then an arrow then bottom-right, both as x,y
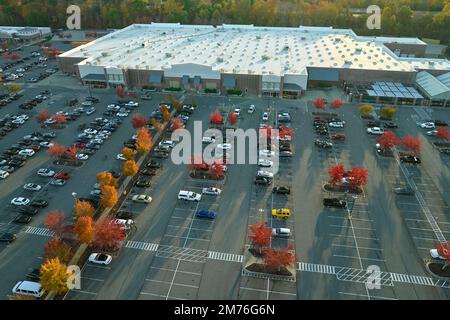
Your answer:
50,179 -> 66,186
131,194 -> 152,204
126,101 -> 139,107
419,122 -> 435,129
116,112 -> 129,117
40,141 -> 54,148
258,159 -> 274,167
84,129 -> 98,135
18,149 -> 35,157
88,253 -> 112,265
217,143 -> 232,150
202,187 -> 222,195
426,130 -> 438,136
202,136 -> 216,144
259,150 -> 275,157
329,122 -> 344,128
366,127 -> 385,135
257,170 -> 274,178
76,154 -> 89,160
11,118 -> 25,125
116,154 -> 127,161
262,112 -> 269,121
23,183 -> 42,191
11,197 -> 30,206
430,249 -> 446,260
37,168 -> 55,177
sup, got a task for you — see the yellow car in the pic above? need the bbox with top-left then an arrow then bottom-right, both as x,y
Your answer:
271,208 -> 291,219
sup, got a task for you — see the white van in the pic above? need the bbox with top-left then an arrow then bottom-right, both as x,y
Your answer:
272,228 -> 291,237
178,190 -> 202,202
12,281 -> 44,298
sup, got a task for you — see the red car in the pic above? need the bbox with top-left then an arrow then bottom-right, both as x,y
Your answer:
75,143 -> 86,149
331,133 -> 346,141
54,172 -> 71,180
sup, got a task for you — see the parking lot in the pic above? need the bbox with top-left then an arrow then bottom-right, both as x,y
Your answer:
1,54 -> 449,300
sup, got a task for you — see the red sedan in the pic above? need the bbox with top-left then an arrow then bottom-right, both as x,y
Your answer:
54,172 -> 71,180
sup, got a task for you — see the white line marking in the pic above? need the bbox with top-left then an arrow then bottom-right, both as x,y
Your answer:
338,292 -> 397,300
239,287 -> 296,296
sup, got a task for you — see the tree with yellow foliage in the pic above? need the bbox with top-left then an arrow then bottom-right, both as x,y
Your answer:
135,127 -> 153,155
122,147 -> 135,160
39,258 -> 70,294
96,172 -> 117,188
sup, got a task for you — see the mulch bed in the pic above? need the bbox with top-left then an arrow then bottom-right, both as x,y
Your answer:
246,263 -> 293,277
361,115 -> 374,120
428,262 -> 450,278
377,149 -> 394,157
324,183 -> 363,195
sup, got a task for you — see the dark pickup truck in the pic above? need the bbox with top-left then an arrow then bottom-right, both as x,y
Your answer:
323,198 -> 347,208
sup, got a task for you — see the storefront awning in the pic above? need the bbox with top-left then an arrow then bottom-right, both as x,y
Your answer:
82,74 -> 106,82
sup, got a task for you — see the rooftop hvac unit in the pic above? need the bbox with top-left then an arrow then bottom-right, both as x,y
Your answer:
262,55 -> 270,61
166,52 -> 172,58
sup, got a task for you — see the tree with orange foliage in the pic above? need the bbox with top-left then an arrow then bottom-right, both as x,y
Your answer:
47,143 -> 66,159
92,218 -> 126,251
171,117 -> 183,131
135,127 -> 153,155
402,135 -> 422,155
263,244 -> 296,272
123,160 -> 139,177
74,216 -> 94,244
132,113 -> 147,129
96,172 -> 117,188
51,114 -> 67,123
100,185 -> 118,208
73,200 -> 95,219
44,211 -> 66,236
248,222 -> 273,254
122,147 -> 135,160
161,106 -> 171,122
44,237 -> 72,263
37,109 -> 50,123
64,144 -> 78,160
149,118 -> 164,132
330,99 -> 343,109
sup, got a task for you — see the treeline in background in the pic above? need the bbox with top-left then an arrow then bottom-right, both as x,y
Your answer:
0,0 -> 449,44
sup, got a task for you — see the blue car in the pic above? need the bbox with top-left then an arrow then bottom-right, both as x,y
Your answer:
196,209 -> 216,219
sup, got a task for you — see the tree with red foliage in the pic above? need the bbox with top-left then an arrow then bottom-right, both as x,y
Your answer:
402,135 -> 422,155
11,53 -> 20,60
229,112 -> 238,125
330,99 -> 343,109
279,126 -> 293,138
171,117 -> 183,131
376,131 -> 401,150
208,161 -> 225,179
44,211 -> 66,236
435,241 -> 450,270
132,113 -> 146,129
37,109 -> 50,123
92,218 -> 126,251
116,85 -> 125,98
210,111 -> 223,125
248,222 -> 272,254
64,144 -> 78,160
436,127 -> 450,140
328,164 -> 345,187
44,237 -> 72,263
51,114 -> 67,123
347,166 -> 369,190
263,244 -> 296,272
313,98 -> 325,109
47,143 -> 66,159
189,155 -> 208,172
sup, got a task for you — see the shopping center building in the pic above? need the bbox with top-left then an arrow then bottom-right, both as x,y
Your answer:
57,23 -> 450,105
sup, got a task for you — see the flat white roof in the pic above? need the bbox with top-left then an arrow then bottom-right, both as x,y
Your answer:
60,23 -> 450,76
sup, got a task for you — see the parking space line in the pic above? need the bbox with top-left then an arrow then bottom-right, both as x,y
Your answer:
150,266 -> 202,276
332,244 -> 383,251
328,216 -> 373,222
412,236 -> 438,242
85,265 -> 111,270
409,227 -> 450,234
333,254 -> 386,262
145,279 -> 199,289
239,287 -> 296,296
165,260 -> 181,300
338,292 -> 397,300
329,224 -> 376,231
330,234 -> 379,241
140,292 -> 187,300
81,277 -> 104,282
164,234 -> 210,242
167,225 -> 213,232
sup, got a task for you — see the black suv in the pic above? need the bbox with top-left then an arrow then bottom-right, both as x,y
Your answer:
400,155 -> 421,164
135,179 -> 151,188
254,176 -> 272,185
272,186 -> 290,194
323,198 -> 347,208
18,206 -> 39,216
0,233 -> 16,243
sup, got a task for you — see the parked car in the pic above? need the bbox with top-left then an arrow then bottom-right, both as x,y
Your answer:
383,121 -> 398,128
254,176 -> 272,185
25,269 -> 40,281
13,214 -> 32,224
54,172 -> 71,180
18,206 -> 38,216
271,208 -> 291,219
140,168 -> 157,176
248,105 -> 255,113
262,112 -> 269,122
418,122 -> 435,129
400,155 -> 421,164
272,228 -> 291,237
135,179 -> 151,188
430,249 -> 446,260
37,168 -> 55,177
131,194 -> 152,204
434,120 -> 448,127
329,121 -> 345,128
11,197 -> 30,206
29,199 -> 48,207
88,253 -> 112,265
315,139 -> 333,148
23,183 -> 42,191
178,190 -> 201,201
323,198 -> 347,208
116,211 -> 133,220
331,133 -> 345,140
202,187 -> 222,195
272,186 -> 290,194
0,233 -> 16,243
50,179 -> 67,186
196,209 -> 216,219
366,127 -> 385,135
393,187 -> 414,195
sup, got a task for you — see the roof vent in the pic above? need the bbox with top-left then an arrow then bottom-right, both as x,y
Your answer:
262,55 -> 270,61
166,52 -> 172,58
